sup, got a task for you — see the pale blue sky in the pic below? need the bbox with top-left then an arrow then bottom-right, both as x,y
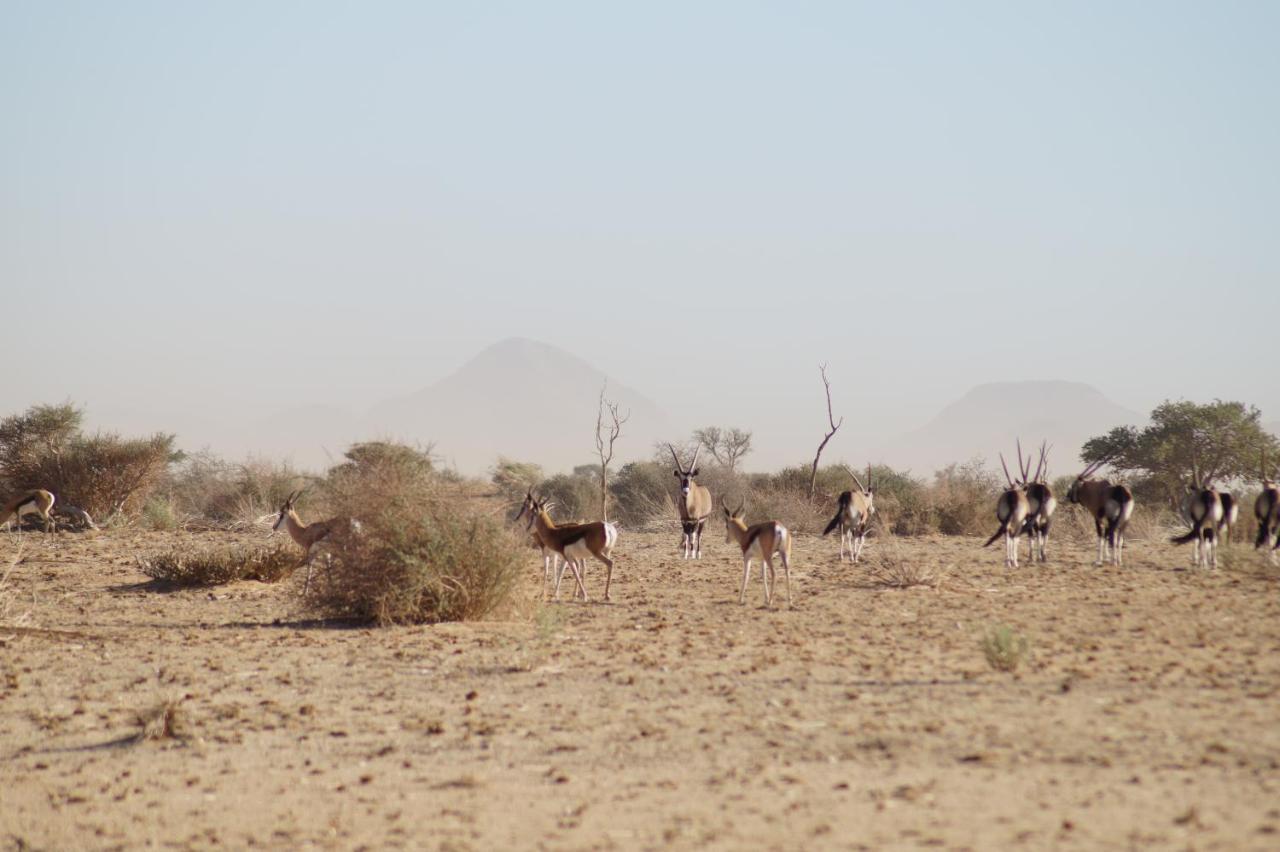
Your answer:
3,2 -> 1277,468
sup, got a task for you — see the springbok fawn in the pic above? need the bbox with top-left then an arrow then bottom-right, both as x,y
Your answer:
722,498 -> 793,607
823,464 -> 874,562
2,489 -> 55,533
984,447 -> 1030,567
1066,460 -> 1135,566
669,444 -> 713,558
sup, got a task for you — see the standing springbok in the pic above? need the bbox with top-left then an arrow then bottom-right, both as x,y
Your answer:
669,444 -> 713,559
514,492 -> 588,601
1020,442 -> 1056,563
2,489 -> 56,533
984,448 -> 1030,567
273,490 -> 342,591
722,498 -> 793,607
823,464 -> 874,562
1255,450 -> 1279,563
1066,460 -> 1135,566
1174,477 -> 1223,569
516,491 -> 618,602
1217,491 -> 1239,546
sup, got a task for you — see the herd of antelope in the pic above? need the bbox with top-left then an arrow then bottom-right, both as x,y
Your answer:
5,442 -> 1280,608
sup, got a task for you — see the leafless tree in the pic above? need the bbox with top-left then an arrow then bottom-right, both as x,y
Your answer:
808,363 -> 843,498
693,426 -> 754,473
595,383 -> 630,521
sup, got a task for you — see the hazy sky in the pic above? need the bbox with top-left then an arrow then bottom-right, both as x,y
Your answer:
4,2 -> 1277,469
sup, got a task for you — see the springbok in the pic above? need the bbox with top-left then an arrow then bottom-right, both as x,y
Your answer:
1255,450 -> 1279,563
1066,460 -> 1135,566
1217,491 -> 1239,546
514,492 -> 589,600
1021,442 -> 1056,563
984,448 -> 1030,567
722,498 -> 793,607
1174,476 -> 1223,569
822,464 -> 874,562
273,490 -> 342,591
669,445 -> 713,558
516,491 -> 618,602
2,489 -> 56,533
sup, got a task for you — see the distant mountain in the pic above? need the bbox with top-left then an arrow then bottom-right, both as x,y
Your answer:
879,381 -> 1141,476
368,338 -> 672,474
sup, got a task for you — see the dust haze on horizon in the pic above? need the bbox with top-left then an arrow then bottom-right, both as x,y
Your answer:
3,3 -> 1277,475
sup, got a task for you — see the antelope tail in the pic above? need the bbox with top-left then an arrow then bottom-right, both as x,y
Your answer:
983,524 -> 1007,548
823,512 -> 843,537
1170,528 -> 1200,545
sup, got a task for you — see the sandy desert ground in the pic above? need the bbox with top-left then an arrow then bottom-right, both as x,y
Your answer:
2,523 -> 1279,850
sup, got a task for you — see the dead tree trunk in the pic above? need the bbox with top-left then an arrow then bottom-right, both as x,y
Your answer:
808,363 -> 843,498
595,383 -> 630,522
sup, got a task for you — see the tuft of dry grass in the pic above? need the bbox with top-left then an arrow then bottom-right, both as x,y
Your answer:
134,696 -> 187,742
868,536 -> 947,588
0,547 -> 33,630
137,543 -> 298,586
305,443 -> 530,625
981,624 -> 1030,672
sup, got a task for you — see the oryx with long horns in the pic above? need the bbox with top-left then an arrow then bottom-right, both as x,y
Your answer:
822,464 -> 875,562
1021,442 -> 1057,563
984,444 -> 1031,568
1066,459 -> 1135,566
669,444 -> 713,558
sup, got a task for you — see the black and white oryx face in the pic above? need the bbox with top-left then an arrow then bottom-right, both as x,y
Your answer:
669,444 -> 701,495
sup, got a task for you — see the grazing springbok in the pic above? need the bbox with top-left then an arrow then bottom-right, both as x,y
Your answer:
1255,450 -> 1280,563
516,491 -> 618,602
1174,477 -> 1223,569
669,445 -> 713,558
2,489 -> 56,533
1021,442 -> 1056,563
984,448 -> 1030,568
1066,460 -> 1135,566
273,490 -> 343,592
722,498 -> 793,607
822,464 -> 875,562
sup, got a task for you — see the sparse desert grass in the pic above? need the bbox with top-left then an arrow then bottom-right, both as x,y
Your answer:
981,624 -> 1031,672
305,443 -> 530,625
0,547 -> 32,629
137,543 -> 298,586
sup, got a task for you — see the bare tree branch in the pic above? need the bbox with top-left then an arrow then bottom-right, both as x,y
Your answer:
595,383 -> 630,521
808,363 -> 843,498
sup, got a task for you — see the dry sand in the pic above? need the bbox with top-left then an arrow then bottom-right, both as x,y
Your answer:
2,525 -> 1279,850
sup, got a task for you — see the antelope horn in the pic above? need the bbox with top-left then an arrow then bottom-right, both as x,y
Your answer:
999,453 -> 1015,489
688,445 -> 701,473
867,463 -> 873,493
735,498 -> 745,516
841,464 -> 867,493
667,443 -> 683,470
1017,439 -> 1028,484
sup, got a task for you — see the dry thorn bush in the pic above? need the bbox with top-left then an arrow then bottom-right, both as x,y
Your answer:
868,535 -> 947,589
0,547 -> 32,631
137,543 -> 298,586
305,443 -> 530,625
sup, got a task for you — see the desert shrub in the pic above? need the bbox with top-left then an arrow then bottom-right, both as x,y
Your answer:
141,495 -> 181,531
491,457 -> 544,503
931,458 -> 1002,536
160,451 -> 305,529
535,471 -> 599,521
307,441 -> 528,625
609,460 -> 672,527
981,624 -> 1030,672
0,403 -> 175,520
1,549 -> 31,628
137,543 -> 298,586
